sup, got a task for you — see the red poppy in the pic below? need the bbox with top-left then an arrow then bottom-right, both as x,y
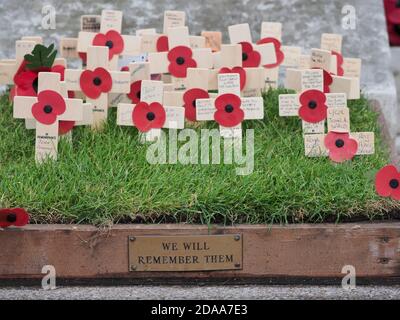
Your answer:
92,30 -> 124,60
214,93 -> 244,127
256,37 -> 285,68
79,52 -> 87,64
324,132 -> 358,163
322,69 -> 333,93
298,89 -> 327,123
331,51 -> 344,76
157,35 -> 169,52
0,208 -> 29,228
167,46 -> 197,78
127,80 -> 142,104
239,42 -> 261,68
120,66 -> 129,72
375,165 -> 400,200
32,90 -> 66,125
219,67 -> 246,91
14,70 -> 39,96
58,121 -> 76,135
80,67 -> 112,99
132,101 -> 166,132
183,88 -> 209,121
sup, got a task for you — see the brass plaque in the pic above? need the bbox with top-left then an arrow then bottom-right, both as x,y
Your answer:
128,234 -> 243,272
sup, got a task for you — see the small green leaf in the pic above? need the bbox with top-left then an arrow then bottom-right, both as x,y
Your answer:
23,44 -> 58,70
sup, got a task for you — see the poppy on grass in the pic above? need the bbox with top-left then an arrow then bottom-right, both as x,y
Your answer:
324,132 -> 358,163
375,165 -> 400,200
0,208 -> 29,228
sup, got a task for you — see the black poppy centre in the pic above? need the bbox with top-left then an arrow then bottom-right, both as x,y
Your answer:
225,104 -> 234,113
146,112 -> 156,121
43,104 -> 53,114
6,213 -> 17,223
176,57 -> 185,65
105,40 -> 114,49
308,100 -> 317,109
242,52 -> 248,61
390,179 -> 400,189
93,77 -> 102,86
335,139 -> 345,148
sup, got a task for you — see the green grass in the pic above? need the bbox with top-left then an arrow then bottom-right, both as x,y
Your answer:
0,88 -> 398,226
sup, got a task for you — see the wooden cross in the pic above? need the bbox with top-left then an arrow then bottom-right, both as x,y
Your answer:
285,33 -> 362,99
117,80 -> 185,142
110,61 -> 151,106
13,72 -> 85,163
77,9 -> 141,70
60,14 -> 101,60
148,26 -> 213,90
0,37 -> 65,86
210,44 -> 265,98
64,45 -> 130,129
162,67 -> 214,122
196,73 -> 264,138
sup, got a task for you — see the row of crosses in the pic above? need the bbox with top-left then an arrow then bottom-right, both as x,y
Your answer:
1,9 -> 367,163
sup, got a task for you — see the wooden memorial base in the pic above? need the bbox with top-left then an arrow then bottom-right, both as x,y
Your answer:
1,222 -> 400,285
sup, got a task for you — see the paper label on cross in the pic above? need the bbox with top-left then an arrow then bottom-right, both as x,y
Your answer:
81,15 -> 101,32
281,46 -> 302,67
13,72 -> 84,163
302,120 -> 325,134
304,134 -> 328,157
310,48 -> 333,73
321,33 -> 342,53
163,11 -> 186,34
327,107 -> 350,133
301,69 -> 324,91
342,58 -> 362,78
326,93 -> 347,108
350,132 -> 375,155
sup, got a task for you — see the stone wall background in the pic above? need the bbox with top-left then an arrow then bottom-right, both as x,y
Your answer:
0,0 -> 399,153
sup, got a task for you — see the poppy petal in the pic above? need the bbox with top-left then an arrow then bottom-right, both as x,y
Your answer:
106,30 -> 124,58
0,208 -> 29,228
127,80 -> 142,104
38,90 -> 66,116
239,42 -> 261,68
94,67 -> 113,93
214,93 -> 244,127
157,35 -> 169,52
80,70 -> 101,99
59,121 -> 76,135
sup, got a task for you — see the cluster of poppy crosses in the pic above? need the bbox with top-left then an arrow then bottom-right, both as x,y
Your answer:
1,10 -> 399,228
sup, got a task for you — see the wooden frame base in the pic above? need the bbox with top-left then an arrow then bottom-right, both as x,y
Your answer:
1,223 -> 400,285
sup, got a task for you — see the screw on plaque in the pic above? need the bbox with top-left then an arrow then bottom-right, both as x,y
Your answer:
130,265 -> 137,271
235,263 -> 241,268
234,235 -> 241,241
129,236 -> 136,241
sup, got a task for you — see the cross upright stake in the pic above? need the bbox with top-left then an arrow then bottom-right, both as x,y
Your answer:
64,45 -> 130,130
117,80 -> 185,142
196,73 -> 264,139
13,72 -> 85,163
77,9 -> 141,70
